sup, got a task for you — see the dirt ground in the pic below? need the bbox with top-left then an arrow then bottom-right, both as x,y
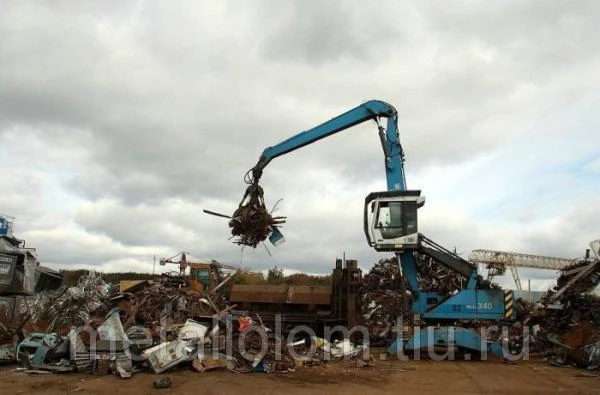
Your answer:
2,357 -> 599,395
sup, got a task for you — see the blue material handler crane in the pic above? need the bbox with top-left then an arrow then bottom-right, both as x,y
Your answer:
236,100 -> 513,357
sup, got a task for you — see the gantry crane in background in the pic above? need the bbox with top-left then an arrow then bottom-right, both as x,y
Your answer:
469,240 -> 600,290
468,249 -> 574,290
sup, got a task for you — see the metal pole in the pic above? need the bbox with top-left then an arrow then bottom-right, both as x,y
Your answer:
153,255 -> 156,275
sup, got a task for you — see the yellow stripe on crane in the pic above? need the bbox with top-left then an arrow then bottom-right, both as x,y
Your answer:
504,290 -> 514,319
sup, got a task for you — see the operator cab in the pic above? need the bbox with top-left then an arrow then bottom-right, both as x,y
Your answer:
364,190 -> 425,251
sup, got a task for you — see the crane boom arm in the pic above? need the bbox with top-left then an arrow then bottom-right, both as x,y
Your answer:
252,100 -> 406,191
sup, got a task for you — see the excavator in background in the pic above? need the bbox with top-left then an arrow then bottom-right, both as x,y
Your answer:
159,252 -> 237,293
226,100 -> 514,357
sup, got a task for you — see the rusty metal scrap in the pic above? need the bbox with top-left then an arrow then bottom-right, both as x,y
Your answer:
228,173 -> 286,248
358,255 -> 489,344
5,269 -> 306,375
228,328 -> 296,373
30,272 -> 110,334
0,297 -> 32,341
582,341 -> 600,368
6,249 -> 600,377
359,258 -> 411,344
415,252 -> 465,294
552,259 -> 600,299
359,290 -> 409,344
532,294 -> 600,361
521,254 -> 600,369
361,258 -> 402,291
415,252 -> 496,294
116,279 -> 223,334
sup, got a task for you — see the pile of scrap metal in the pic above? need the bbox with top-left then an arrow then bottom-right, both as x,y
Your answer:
0,296 -> 34,360
416,252 -> 497,294
524,256 -> 600,369
2,271 -> 368,377
0,272 -> 108,367
31,272 -> 111,334
359,258 -> 410,345
0,215 -> 66,360
553,258 -> 600,298
358,254 -> 498,346
415,252 -> 465,294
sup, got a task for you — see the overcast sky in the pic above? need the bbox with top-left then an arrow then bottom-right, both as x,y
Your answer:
1,0 -> 599,291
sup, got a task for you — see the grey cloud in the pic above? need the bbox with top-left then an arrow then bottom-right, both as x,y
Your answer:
520,198 -> 600,258
0,170 -> 48,223
256,0 -> 403,63
22,226 -> 167,268
73,198 -> 221,248
3,0 -> 599,205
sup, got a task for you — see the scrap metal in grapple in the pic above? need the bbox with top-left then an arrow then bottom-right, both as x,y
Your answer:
229,180 -> 285,248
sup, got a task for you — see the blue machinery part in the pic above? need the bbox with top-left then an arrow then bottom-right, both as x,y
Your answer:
17,332 -> 61,367
387,326 -> 506,358
0,216 -> 9,236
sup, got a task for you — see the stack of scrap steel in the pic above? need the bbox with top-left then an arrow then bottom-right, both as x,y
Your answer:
0,297 -> 32,360
358,255 -> 499,346
361,258 -> 402,291
1,273 -> 111,362
554,259 -> 600,298
30,272 -> 111,335
415,252 -> 464,294
523,257 -> 600,369
225,321 -> 296,373
4,270 -> 371,377
113,274 -> 230,337
358,255 -> 483,345
359,258 -> 411,344
359,290 -> 409,345
415,252 -> 496,294
229,179 -> 286,248
528,293 -> 600,368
